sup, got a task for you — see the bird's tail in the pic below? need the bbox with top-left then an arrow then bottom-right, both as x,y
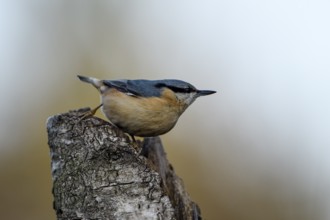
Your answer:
77,75 -> 103,89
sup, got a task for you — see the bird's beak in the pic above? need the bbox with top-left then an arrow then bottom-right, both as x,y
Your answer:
197,90 -> 217,96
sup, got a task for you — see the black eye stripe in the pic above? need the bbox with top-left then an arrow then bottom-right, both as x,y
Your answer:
155,83 -> 196,93
167,86 -> 194,93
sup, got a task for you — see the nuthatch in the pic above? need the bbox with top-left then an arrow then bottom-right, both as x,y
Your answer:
78,75 -> 216,139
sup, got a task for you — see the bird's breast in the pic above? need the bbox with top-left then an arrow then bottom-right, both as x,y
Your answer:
101,89 -> 183,137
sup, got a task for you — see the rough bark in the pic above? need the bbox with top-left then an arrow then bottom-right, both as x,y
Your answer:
46,108 -> 201,220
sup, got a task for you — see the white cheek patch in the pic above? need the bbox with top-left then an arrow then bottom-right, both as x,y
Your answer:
175,92 -> 198,106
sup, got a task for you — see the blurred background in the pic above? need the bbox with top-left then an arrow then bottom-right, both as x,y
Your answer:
1,1 -> 330,219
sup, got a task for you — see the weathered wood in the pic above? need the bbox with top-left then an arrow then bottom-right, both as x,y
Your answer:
46,108 -> 201,220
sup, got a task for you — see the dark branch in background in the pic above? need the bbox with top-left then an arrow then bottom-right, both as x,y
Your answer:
46,108 -> 201,220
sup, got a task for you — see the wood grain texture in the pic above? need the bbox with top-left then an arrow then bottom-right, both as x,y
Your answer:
46,108 -> 201,220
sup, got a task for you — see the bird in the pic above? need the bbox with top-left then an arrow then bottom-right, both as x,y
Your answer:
77,75 -> 216,140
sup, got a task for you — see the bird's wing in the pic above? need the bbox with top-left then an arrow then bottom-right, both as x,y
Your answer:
103,80 -> 129,93
103,79 -> 161,97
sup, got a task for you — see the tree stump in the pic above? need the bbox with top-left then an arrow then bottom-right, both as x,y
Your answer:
46,108 -> 201,220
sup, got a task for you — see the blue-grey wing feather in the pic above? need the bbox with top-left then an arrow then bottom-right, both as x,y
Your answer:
103,80 -> 129,93
103,79 -> 162,97
103,79 -> 194,97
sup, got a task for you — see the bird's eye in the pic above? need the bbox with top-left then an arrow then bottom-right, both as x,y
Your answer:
155,82 -> 195,93
169,86 -> 194,93
185,87 -> 193,92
